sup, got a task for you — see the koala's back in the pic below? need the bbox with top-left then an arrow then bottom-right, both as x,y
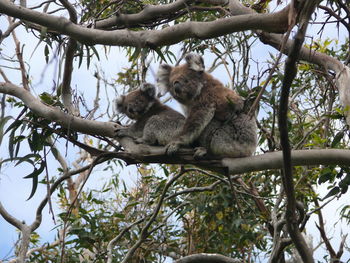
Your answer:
181,72 -> 256,157
198,112 -> 257,157
197,74 -> 244,121
144,103 -> 185,145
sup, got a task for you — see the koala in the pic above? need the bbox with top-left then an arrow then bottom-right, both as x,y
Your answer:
157,53 -> 257,158
115,83 -> 185,146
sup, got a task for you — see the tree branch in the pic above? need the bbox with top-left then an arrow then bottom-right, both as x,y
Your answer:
0,19 -> 21,44
0,202 -> 24,231
164,180 -> 222,201
258,30 -> 350,125
0,82 -> 115,137
0,0 -> 289,47
95,0 -> 194,29
0,201 -> 32,263
59,0 -> 78,115
106,218 -> 144,263
2,82 -> 350,174
121,168 -> 190,263
175,253 -> 241,263
278,1 -> 318,262
8,17 -> 29,91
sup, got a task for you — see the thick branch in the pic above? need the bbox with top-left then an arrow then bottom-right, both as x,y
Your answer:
0,0 -> 288,46
0,202 -> 32,263
258,32 -> 343,73
95,0 -> 229,29
0,82 -> 115,137
259,31 -> 350,125
175,253 -> 241,263
95,0 -> 194,29
222,149 -> 350,174
0,201 -> 24,230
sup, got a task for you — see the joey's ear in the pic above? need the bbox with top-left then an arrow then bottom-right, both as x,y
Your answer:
185,53 -> 205,72
157,64 -> 172,97
115,95 -> 125,113
140,83 -> 156,98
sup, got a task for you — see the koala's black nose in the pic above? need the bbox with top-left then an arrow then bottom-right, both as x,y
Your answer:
173,81 -> 181,94
128,108 -> 134,114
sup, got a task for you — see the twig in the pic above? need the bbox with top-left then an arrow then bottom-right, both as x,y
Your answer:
120,168 -> 193,263
43,146 -> 56,224
248,30 -> 291,118
294,117 -> 326,149
0,19 -> 21,43
59,154 -> 110,263
106,218 -> 145,263
8,17 -> 29,90
0,69 -> 12,83
164,180 -> 222,201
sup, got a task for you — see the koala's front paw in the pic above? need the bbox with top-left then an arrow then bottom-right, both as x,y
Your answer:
165,141 -> 181,155
114,124 -> 129,138
193,147 -> 208,160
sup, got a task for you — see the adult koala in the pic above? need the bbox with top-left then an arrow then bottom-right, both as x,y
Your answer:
157,53 -> 257,158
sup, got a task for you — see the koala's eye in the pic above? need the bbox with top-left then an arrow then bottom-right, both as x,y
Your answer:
173,81 -> 181,93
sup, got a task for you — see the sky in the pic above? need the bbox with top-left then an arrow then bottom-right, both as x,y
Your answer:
1,2 -> 350,262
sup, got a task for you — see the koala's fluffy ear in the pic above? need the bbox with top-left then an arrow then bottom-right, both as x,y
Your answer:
115,95 -> 125,113
140,83 -> 156,98
185,53 -> 205,72
157,64 -> 172,97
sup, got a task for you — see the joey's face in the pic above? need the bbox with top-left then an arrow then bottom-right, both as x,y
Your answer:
116,90 -> 155,120
168,65 -> 203,104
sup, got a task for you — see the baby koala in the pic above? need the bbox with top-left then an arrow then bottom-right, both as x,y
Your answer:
115,83 -> 185,146
157,53 -> 257,158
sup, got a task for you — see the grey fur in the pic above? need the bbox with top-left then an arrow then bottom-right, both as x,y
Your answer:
115,83 -> 185,146
157,53 -> 257,158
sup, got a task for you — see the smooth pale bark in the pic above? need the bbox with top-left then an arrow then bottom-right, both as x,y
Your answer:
175,253 -> 242,263
0,0 -> 289,46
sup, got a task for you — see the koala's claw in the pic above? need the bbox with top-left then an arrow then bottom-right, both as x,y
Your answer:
114,124 -> 128,138
165,141 -> 181,155
194,147 -> 208,159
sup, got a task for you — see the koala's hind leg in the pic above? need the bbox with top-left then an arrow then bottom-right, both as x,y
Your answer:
209,121 -> 256,158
